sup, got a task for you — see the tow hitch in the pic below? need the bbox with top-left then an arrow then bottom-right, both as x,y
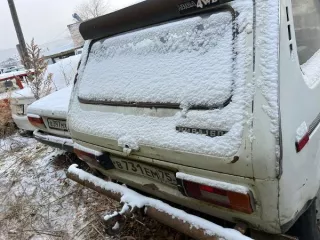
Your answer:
67,164 -> 297,240
103,203 -> 140,235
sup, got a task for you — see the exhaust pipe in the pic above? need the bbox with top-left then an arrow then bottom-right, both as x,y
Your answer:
67,164 -> 297,240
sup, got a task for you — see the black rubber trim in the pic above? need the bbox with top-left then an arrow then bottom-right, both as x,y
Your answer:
78,96 -> 232,110
34,132 -> 74,153
80,0 -> 235,41
309,112 -> 320,136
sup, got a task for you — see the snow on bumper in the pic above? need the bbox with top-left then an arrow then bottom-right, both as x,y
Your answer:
67,164 -> 252,240
33,129 -> 73,152
12,114 -> 36,131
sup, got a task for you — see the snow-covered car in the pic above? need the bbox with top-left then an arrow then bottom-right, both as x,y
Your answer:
0,71 -> 31,129
10,87 -> 36,131
67,0 -> 320,239
27,86 -> 73,152
0,71 -> 27,101
10,55 -> 81,132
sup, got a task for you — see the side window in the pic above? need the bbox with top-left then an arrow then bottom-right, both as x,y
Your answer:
292,0 -> 320,65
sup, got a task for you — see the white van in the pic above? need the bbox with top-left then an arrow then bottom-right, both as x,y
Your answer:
67,0 -> 320,239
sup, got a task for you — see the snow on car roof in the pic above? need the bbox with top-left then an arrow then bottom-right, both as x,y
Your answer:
10,55 -> 80,101
0,70 -> 28,80
11,87 -> 33,99
46,55 -> 81,91
27,86 -> 72,119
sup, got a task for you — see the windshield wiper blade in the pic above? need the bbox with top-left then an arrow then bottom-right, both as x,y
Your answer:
78,96 -> 232,110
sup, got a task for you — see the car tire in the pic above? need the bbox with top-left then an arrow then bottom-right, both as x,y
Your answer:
289,200 -> 320,240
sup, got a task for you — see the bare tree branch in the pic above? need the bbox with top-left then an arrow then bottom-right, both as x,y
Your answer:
23,39 -> 52,100
75,0 -> 110,21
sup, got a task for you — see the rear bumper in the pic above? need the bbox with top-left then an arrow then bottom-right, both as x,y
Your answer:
67,165 -> 298,240
33,129 -> 74,152
12,114 -> 35,131
71,140 -> 283,234
67,164 -> 252,240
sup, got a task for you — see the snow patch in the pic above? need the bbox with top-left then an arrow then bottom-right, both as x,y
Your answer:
34,130 -> 73,146
0,70 -> 28,80
79,12 -> 234,107
27,86 -> 72,118
112,222 -> 120,230
45,55 -> 81,91
11,87 -> 34,99
104,211 -> 118,221
296,122 -> 308,142
69,165 -> 252,240
301,49 -> 320,89
73,142 -> 102,156
256,0 -> 280,156
27,113 -> 41,118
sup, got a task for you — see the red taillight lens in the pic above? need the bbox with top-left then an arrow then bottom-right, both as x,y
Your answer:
74,148 -> 97,163
296,133 -> 309,152
28,115 -> 45,128
182,180 -> 253,214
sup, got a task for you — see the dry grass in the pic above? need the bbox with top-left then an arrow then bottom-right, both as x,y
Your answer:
0,139 -> 191,240
0,100 -> 16,138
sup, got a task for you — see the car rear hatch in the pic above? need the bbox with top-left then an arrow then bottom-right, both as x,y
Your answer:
70,0 -> 254,177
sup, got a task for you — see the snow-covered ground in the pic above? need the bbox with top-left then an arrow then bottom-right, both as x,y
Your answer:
0,135 -> 188,240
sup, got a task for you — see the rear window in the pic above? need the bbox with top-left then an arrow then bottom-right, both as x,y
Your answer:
292,0 -> 320,88
78,10 -> 235,109
292,0 -> 320,65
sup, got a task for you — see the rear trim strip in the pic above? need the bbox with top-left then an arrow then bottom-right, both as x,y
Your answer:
78,96 -> 232,110
309,112 -> 320,135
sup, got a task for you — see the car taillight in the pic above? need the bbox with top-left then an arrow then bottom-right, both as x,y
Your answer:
28,115 -> 45,128
180,180 -> 254,214
296,132 -> 309,153
74,147 -> 114,170
74,148 -> 98,162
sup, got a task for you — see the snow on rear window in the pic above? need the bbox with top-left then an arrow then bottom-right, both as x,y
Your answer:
78,12 -> 234,107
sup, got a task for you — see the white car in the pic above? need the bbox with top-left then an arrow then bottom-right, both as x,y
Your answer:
27,86 -> 73,152
10,87 -> 36,131
10,55 -> 81,132
67,0 -> 320,239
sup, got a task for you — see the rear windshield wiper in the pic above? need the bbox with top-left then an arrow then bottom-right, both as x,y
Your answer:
78,96 -> 232,110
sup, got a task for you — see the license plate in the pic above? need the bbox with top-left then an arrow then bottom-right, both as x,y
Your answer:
111,156 -> 177,186
47,119 -> 67,130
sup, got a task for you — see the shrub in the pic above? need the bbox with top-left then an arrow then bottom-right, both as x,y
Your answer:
0,99 -> 15,138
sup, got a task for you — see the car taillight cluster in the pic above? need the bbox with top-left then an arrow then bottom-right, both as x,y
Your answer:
180,179 -> 254,214
74,148 -> 98,163
296,132 -> 309,153
28,115 -> 45,128
74,148 -> 114,170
